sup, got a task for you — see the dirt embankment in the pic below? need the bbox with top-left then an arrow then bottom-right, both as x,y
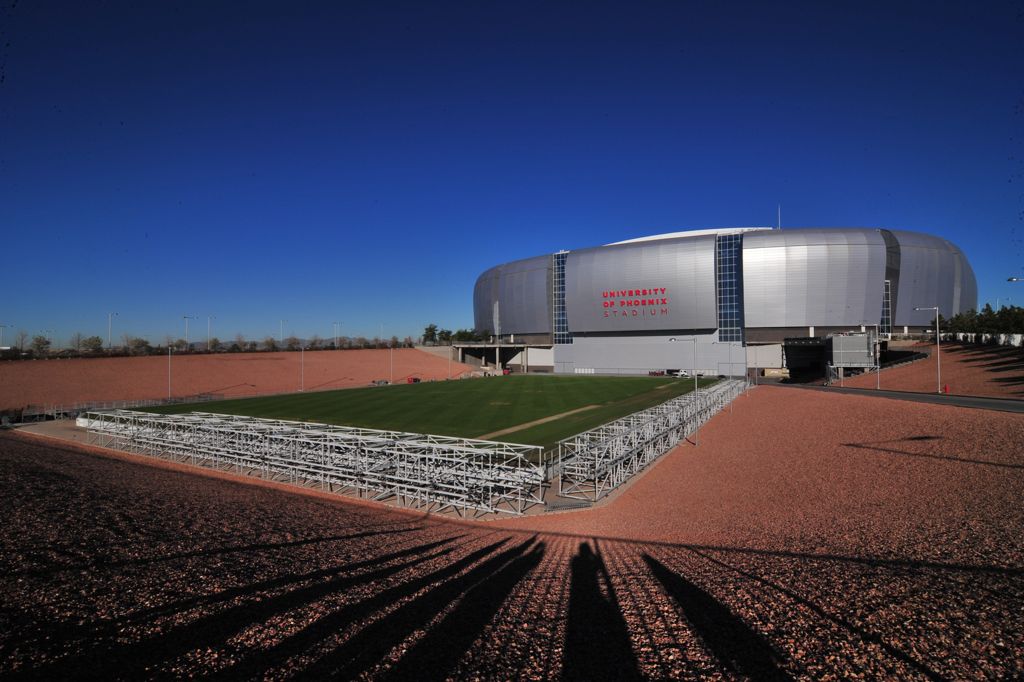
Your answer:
846,342 -> 1024,398
0,348 -> 474,409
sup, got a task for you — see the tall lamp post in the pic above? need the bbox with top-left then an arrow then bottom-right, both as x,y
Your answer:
107,312 -> 118,349
669,337 -> 699,445
183,315 -> 197,350
914,306 -> 941,393
207,315 -> 216,352
333,321 -> 341,349
279,320 -> 287,345
167,346 -> 172,400
712,340 -> 744,411
0,323 -> 11,348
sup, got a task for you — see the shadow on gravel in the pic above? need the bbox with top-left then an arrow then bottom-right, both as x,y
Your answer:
642,553 -> 791,681
563,541 -> 642,681
5,432 -> 1023,680
841,441 -> 1024,470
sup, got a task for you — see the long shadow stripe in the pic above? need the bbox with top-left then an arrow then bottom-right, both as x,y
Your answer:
563,542 -> 642,681
381,542 -> 546,680
217,535 -> 514,679
14,535 -> 461,680
643,553 -> 791,681
293,536 -> 537,681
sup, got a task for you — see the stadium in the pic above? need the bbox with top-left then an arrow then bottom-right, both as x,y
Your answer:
470,227 -> 977,376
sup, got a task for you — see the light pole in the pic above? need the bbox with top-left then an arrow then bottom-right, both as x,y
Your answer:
207,316 -> 216,352
107,312 -> 118,349
914,306 -> 941,393
333,321 -> 341,349
871,323 -> 880,390
1008,277 -> 1022,283
279,319 -> 287,345
712,340 -> 744,411
0,323 -> 11,348
183,315 -> 197,349
389,339 -> 394,384
300,344 -> 304,391
167,346 -> 172,400
669,337 -> 699,445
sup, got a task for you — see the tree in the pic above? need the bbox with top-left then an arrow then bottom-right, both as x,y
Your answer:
81,336 -> 103,352
390,335 -> 399,348
173,338 -> 189,352
262,337 -> 279,352
14,330 -> 29,351
437,329 -> 453,345
423,324 -> 438,345
69,332 -> 84,352
208,337 -> 222,352
307,334 -> 323,350
284,335 -> 301,351
403,336 -> 415,348
128,337 -> 152,356
30,335 -> 51,355
452,328 -> 482,342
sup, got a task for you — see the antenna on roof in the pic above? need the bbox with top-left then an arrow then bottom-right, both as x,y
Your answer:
777,204 -> 781,230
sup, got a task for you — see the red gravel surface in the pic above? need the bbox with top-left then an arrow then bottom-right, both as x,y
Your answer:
2,386 -> 1022,679
845,342 -> 1024,398
0,349 -> 473,410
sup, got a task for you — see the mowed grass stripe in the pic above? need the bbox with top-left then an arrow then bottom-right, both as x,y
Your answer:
146,375 -> 718,449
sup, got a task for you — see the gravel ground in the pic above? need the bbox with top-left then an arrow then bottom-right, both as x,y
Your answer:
0,349 -> 473,410
2,386 -> 1022,679
844,342 -> 1024,398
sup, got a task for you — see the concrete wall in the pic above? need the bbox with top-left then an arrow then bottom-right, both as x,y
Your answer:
552,335 -> 743,375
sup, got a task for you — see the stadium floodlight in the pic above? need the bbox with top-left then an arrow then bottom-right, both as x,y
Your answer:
107,312 -> 118,349
183,316 -> 197,349
207,316 -> 216,352
668,337 -> 699,445
1008,277 -> 1021,282
914,306 -> 941,394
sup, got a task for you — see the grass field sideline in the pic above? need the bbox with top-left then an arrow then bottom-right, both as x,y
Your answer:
147,375 -> 719,451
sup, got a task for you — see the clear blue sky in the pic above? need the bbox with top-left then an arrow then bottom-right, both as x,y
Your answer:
2,1 -> 1022,345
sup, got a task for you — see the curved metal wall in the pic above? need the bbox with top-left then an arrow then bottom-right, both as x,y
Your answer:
473,255 -> 552,335
742,229 -> 887,328
890,230 -> 977,325
473,228 -> 977,337
565,235 -> 718,333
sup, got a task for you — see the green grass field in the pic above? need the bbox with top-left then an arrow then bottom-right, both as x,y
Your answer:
147,375 -> 718,451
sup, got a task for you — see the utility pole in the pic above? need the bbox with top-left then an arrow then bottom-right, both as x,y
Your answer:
280,319 -> 286,344
183,316 -> 197,349
107,312 -> 118,349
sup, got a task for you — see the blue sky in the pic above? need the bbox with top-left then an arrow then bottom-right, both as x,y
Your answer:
2,1 -> 1022,345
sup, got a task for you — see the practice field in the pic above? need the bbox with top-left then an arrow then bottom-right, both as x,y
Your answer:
147,375 -> 718,450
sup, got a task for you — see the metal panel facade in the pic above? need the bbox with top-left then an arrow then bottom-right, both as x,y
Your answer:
473,255 -> 552,335
742,229 -> 886,328
890,231 -> 976,326
564,236 -> 717,333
